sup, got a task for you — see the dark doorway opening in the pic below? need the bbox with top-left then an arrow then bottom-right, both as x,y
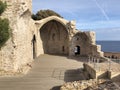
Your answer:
32,35 -> 36,59
74,46 -> 80,55
62,46 -> 65,52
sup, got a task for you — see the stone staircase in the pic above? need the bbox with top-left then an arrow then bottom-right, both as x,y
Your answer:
111,72 -> 120,80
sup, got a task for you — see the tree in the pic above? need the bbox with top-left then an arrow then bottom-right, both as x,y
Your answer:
32,9 -> 63,20
0,1 -> 7,15
0,1 -> 10,48
0,18 -> 10,48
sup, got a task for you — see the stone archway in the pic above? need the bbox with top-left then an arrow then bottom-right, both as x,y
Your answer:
70,32 -> 90,56
40,20 -> 69,55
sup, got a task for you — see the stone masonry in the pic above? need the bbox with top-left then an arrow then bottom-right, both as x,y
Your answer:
0,0 -> 104,75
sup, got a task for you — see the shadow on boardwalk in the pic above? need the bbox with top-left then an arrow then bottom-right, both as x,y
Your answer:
50,86 -> 61,90
64,68 -> 86,82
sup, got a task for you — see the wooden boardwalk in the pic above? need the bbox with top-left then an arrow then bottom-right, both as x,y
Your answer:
0,55 -> 83,90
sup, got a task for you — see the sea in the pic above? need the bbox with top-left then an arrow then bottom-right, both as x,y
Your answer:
96,41 -> 120,52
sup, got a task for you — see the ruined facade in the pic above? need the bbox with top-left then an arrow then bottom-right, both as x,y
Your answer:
0,0 -> 103,75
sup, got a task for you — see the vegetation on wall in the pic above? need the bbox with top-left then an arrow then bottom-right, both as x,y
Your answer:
0,18 -> 10,48
32,9 -> 63,20
0,1 -> 7,15
0,1 -> 10,48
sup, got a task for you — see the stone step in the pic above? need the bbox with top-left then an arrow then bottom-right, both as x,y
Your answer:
111,72 -> 120,79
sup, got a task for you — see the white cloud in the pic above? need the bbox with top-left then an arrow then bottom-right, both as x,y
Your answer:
76,20 -> 120,29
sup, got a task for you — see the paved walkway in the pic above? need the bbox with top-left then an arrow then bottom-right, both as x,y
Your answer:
0,54 -> 84,90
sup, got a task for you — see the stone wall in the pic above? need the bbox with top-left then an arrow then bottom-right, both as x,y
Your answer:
83,63 -> 96,79
84,63 -> 110,79
69,31 -> 104,57
85,31 -> 96,45
70,32 -> 90,56
0,0 -> 34,74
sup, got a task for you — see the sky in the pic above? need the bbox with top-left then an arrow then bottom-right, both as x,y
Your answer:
32,0 -> 120,40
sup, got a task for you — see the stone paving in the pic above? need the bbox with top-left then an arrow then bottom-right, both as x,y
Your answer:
0,54 -> 84,90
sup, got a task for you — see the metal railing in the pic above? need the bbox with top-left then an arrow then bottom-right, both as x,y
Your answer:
111,59 -> 120,63
86,56 -> 120,72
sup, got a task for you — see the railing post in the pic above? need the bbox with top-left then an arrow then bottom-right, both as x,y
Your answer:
108,59 -> 111,71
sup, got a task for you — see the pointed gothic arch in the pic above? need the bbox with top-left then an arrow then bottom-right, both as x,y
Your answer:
39,18 -> 69,55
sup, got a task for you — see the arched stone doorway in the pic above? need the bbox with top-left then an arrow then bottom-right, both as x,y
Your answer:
32,35 -> 36,59
75,46 -> 81,55
70,32 -> 90,56
40,20 -> 69,55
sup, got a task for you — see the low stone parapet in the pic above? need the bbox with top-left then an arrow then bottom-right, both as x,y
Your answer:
83,63 -> 96,79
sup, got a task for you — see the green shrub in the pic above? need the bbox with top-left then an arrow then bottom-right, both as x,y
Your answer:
0,1 -> 7,15
0,1 -> 10,48
32,9 -> 63,20
0,18 -> 10,48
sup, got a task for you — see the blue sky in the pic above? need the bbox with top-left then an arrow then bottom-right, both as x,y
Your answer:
32,0 -> 120,40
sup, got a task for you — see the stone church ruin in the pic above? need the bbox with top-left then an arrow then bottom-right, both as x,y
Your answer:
0,0 -> 103,75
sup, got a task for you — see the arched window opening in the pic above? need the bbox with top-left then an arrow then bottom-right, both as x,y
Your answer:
52,33 -> 55,41
76,37 -> 79,41
62,46 -> 65,52
32,35 -> 36,59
